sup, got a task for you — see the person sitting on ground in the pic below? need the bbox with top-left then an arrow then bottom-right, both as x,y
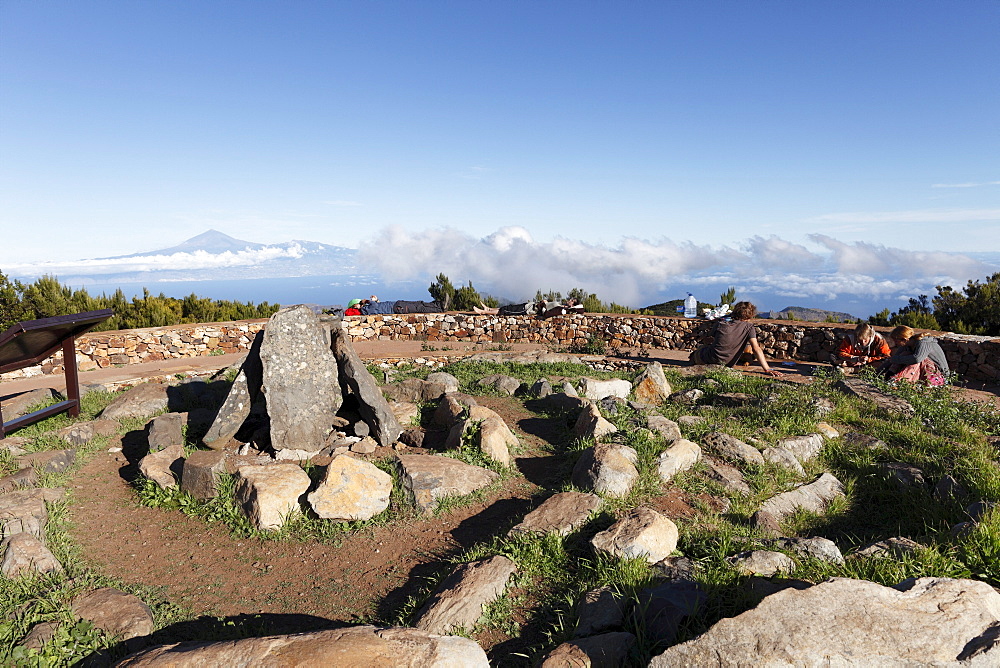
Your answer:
563,298 -> 585,314
878,325 -> 950,385
835,323 -> 891,370
688,301 -> 779,376
344,299 -> 363,316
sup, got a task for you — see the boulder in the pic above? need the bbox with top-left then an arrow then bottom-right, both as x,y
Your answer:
637,579 -> 707,644
350,437 -> 377,455
657,439 -> 701,483
115,625 -> 489,667
531,392 -> 588,413
842,432 -> 889,450
146,413 -> 185,453
934,475 -> 968,501
713,392 -> 755,408
260,305 -> 341,454
0,489 -> 48,538
967,501 -> 999,522
0,532 -> 63,577
677,415 -> 706,427
854,536 -> 924,559
702,457 -> 752,496
180,450 -> 227,500
574,586 -> 627,637
0,468 -> 38,495
579,377 -> 632,401
774,433 -> 825,463
100,383 -> 170,420
476,374 -> 522,396
590,507 -> 678,564
432,393 -> 477,428
632,362 -> 672,405
332,328 -> 402,447
571,402 -> 618,442
768,536 -> 844,564
396,455 -> 499,513
476,417 -> 516,467
762,446 -> 806,476
670,388 -> 703,405
415,556 -> 517,634
425,372 -> 460,394
382,378 -> 449,404
234,464 -> 311,531
202,331 -> 264,449
138,444 -> 184,490
756,472 -> 845,521
881,462 -> 926,488
307,455 -> 392,521
71,588 -> 154,641
572,444 -> 639,497
509,492 -> 601,537
702,432 -> 764,466
815,421 -> 840,439
727,550 -> 795,576
649,577 -> 1000,667
647,415 -> 682,443
529,378 -> 553,398
541,632 -> 636,668
389,401 -> 421,428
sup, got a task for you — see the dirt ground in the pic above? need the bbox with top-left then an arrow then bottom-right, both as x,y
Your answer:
22,340 -> 1000,657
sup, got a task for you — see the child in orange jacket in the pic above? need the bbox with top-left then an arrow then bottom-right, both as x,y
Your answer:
836,323 -> 890,369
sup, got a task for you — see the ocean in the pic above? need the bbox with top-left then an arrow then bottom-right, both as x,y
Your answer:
68,275 -> 427,310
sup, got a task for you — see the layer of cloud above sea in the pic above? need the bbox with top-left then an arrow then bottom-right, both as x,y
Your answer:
5,227 -> 997,318
357,226 -> 997,316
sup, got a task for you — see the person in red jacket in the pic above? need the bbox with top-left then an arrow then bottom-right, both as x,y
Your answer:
344,299 -> 363,316
836,323 -> 890,370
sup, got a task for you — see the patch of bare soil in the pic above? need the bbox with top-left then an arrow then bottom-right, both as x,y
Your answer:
64,396 -> 567,651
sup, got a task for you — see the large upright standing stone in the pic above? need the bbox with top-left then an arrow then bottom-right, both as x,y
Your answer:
260,306 -> 342,455
202,332 -> 264,449
331,328 -> 402,447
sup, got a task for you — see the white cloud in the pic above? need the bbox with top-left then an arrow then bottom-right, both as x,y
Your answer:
358,227 -> 992,307
6,245 -> 307,278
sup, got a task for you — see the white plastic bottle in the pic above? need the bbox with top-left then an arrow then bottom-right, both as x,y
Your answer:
684,293 -> 697,318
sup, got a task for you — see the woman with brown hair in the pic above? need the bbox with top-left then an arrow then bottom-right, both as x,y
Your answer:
879,325 -> 950,385
689,301 -> 779,376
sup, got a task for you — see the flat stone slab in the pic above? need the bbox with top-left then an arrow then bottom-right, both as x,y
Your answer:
1,532 -> 63,577
100,383 -> 170,420
71,587 -> 154,641
1,387 -> 62,419
260,305 -> 342,454
702,457 -> 751,496
332,328 -> 402,446
835,377 -> 915,416
579,377 -> 632,401
727,550 -> 795,576
139,444 -> 184,490
397,455 -> 499,513
115,626 -> 489,667
757,472 -> 845,521
16,449 -> 76,475
307,455 -> 392,521
647,415 -> 682,443
509,492 -> 601,537
202,332 -> 264,449
768,536 -> 844,564
650,577 -> 1000,667
414,555 -> 517,634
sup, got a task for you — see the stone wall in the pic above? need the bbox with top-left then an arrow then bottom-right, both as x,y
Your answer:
2,314 -> 997,384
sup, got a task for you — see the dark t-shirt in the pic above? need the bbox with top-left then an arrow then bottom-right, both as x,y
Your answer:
704,320 -> 757,367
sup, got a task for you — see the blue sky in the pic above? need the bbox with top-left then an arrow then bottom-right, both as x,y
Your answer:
1,1 -> 998,313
